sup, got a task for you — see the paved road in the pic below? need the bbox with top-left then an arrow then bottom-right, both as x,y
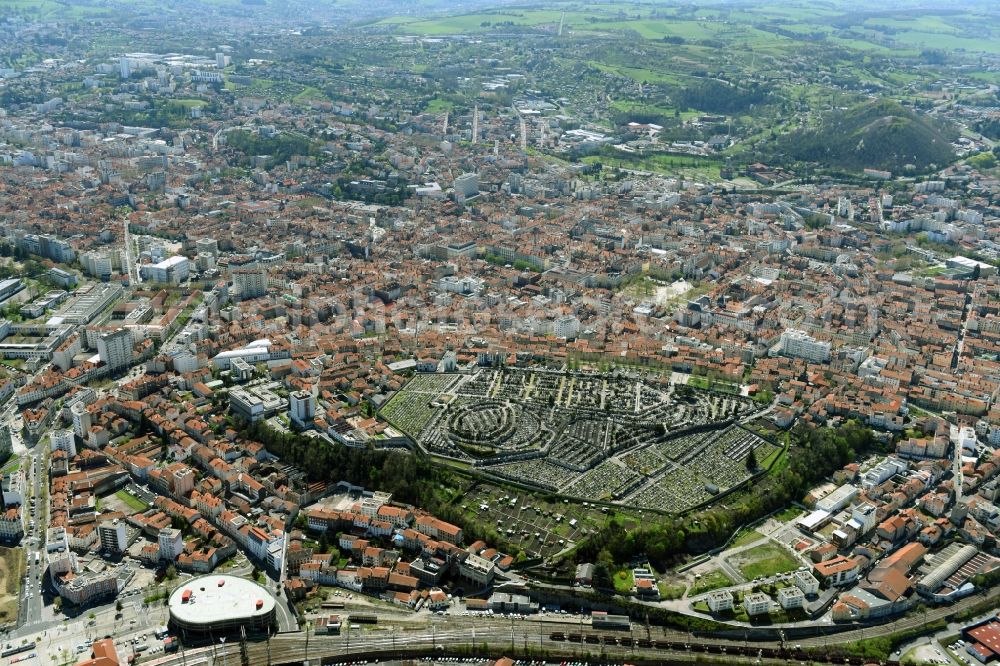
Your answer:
952,291 -> 973,370
16,447 -> 47,629
123,216 -> 141,285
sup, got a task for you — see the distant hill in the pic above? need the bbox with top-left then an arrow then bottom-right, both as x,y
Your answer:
769,99 -> 955,175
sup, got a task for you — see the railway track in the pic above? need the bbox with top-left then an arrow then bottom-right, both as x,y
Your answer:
190,586 -> 1000,666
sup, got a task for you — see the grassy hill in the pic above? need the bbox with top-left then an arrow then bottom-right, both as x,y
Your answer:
769,99 -> 956,174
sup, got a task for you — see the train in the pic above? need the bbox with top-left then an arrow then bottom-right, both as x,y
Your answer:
545,632 -> 885,665
348,613 -> 378,625
1,644 -> 35,659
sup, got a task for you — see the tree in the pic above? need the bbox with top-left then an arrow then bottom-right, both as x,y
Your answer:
746,448 -> 758,472
165,564 -> 177,580
115,600 -> 123,612
592,562 -> 613,590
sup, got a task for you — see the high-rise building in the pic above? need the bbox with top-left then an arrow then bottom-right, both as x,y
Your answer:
81,250 -> 115,281
0,425 -> 11,464
778,329 -> 831,363
1,470 -> 23,506
171,467 -> 195,497
553,315 -> 581,340
71,402 -> 93,439
158,527 -> 183,562
142,255 -> 189,284
195,238 -> 219,257
454,173 -> 479,200
233,268 -> 267,300
289,391 -> 316,429
97,328 -> 133,370
119,56 -> 131,80
195,252 -> 216,271
98,519 -> 128,554
50,428 -> 77,457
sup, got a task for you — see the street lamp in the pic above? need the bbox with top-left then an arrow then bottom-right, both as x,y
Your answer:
219,637 -> 227,666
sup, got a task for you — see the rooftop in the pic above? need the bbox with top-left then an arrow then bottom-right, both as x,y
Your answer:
168,574 -> 276,626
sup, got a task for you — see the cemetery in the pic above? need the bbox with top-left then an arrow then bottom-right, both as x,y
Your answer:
379,368 -> 773,512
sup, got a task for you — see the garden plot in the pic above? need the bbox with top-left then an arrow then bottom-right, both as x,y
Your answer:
458,485 -> 606,558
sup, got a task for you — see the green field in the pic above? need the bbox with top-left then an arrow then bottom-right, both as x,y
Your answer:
731,529 -> 765,549
0,0 -> 108,19
774,506 -> 805,522
613,568 -> 634,593
734,542 -> 801,580
658,582 -> 686,600
170,98 -> 207,108
582,153 -> 722,180
588,61 -> 688,86
0,547 -> 24,623
376,10 -> 564,35
425,98 -> 455,113
115,489 -> 150,511
689,569 -> 733,596
0,455 -> 19,475
292,86 -> 326,104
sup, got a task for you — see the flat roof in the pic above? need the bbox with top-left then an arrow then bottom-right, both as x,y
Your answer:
168,574 -> 275,626
152,255 -> 189,269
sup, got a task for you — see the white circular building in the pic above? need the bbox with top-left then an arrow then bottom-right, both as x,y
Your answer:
168,574 -> 276,635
